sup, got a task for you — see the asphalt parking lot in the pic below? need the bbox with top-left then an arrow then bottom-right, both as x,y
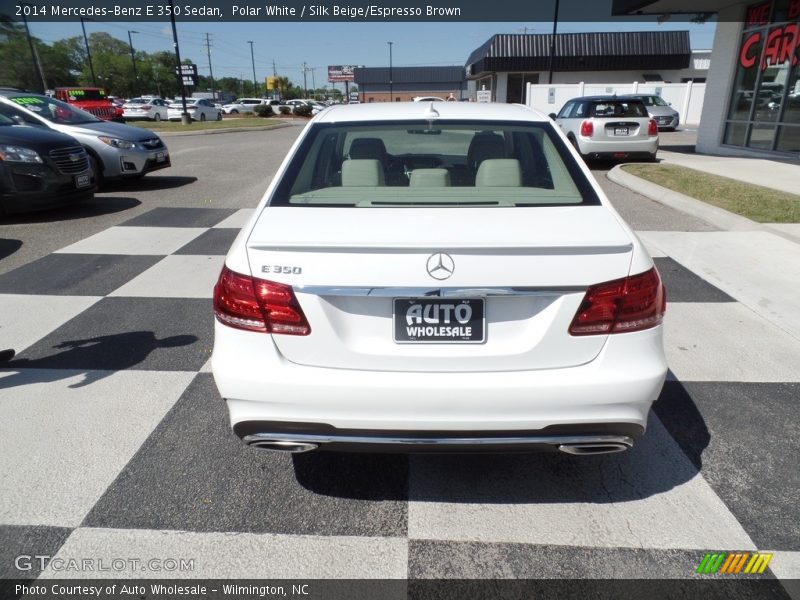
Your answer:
0,124 -> 798,590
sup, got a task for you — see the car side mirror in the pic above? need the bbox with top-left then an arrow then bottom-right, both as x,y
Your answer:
11,115 -> 26,126
548,113 -> 557,120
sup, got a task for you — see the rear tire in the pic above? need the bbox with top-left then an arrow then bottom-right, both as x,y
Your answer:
230,109 -> 239,114
154,113 -> 161,122
217,111 -> 223,121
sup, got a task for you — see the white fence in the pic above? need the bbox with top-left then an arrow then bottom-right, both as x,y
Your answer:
525,81 -> 706,126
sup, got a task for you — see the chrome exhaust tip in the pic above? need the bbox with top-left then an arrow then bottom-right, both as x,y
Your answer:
558,442 -> 630,456
248,440 -> 319,453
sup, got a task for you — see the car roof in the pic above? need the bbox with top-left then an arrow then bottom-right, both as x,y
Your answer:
566,95 -> 645,103
314,102 -> 547,123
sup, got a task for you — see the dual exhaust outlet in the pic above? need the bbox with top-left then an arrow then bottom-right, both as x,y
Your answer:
244,434 -> 632,455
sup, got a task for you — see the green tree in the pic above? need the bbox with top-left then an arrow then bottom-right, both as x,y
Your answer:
0,17 -> 77,91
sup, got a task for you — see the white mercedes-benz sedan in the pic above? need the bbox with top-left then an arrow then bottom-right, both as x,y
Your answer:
212,102 -> 667,455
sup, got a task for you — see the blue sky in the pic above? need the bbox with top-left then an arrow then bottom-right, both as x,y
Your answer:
27,20 -> 716,90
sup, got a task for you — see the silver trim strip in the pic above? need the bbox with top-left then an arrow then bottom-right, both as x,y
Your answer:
249,244 -> 634,255
295,286 -> 584,297
243,432 -> 634,448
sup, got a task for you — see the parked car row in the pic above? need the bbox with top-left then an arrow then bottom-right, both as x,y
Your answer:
0,89 -> 171,214
221,97 -> 327,116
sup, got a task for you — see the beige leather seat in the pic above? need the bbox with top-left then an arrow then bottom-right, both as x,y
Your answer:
341,159 -> 385,186
475,159 -> 522,187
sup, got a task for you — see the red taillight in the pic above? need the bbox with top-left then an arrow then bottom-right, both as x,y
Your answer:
213,266 -> 310,335
648,119 -> 658,136
580,120 -> 594,137
569,267 -> 666,336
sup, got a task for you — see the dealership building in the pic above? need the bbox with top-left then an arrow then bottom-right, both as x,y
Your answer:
614,0 -> 800,158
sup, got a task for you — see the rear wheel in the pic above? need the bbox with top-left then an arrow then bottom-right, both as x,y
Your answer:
217,111 -> 223,121
568,135 -> 587,161
230,109 -> 239,115
154,113 -> 161,122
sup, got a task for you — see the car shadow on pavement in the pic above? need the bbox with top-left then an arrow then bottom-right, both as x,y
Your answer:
102,176 -> 197,192
0,331 -> 197,389
0,238 -> 22,260
292,378 -> 710,504
0,197 -> 140,225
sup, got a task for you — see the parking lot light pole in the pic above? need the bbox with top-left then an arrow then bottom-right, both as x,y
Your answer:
388,41 -> 393,102
248,41 -> 257,96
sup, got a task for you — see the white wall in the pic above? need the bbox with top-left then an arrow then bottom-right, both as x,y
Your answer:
525,81 -> 706,126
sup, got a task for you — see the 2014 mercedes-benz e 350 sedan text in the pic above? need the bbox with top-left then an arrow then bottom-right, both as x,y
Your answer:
212,102 -> 667,455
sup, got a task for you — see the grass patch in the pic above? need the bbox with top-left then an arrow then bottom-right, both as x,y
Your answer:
125,118 -> 288,132
622,163 -> 800,223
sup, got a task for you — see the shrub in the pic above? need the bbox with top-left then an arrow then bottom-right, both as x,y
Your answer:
293,104 -> 313,117
278,106 -> 291,115
253,104 -> 273,118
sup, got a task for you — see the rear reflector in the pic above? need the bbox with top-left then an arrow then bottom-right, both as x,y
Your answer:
569,267 -> 666,336
213,266 -> 310,335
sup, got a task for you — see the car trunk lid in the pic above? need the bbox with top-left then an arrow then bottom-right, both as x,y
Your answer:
245,207 -> 634,372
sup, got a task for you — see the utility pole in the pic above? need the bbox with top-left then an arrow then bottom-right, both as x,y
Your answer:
311,68 -> 316,97
547,0 -> 560,85
79,17 -> 96,85
20,9 -> 47,92
168,0 -> 190,125
302,62 -> 308,98
127,30 -> 139,96
205,33 -> 216,102
247,41 -> 257,96
387,41 -> 393,102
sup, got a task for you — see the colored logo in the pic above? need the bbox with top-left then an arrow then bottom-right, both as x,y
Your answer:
696,552 -> 773,575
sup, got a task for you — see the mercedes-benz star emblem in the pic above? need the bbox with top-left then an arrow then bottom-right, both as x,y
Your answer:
426,252 -> 455,280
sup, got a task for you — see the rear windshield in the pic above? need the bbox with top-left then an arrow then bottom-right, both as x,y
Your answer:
271,120 -> 600,208
589,101 -> 648,118
638,96 -> 669,107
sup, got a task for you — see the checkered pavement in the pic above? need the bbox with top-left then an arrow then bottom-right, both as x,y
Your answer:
0,207 -> 798,587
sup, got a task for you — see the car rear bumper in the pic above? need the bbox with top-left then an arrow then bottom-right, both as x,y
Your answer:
212,322 -> 667,443
577,137 -> 658,158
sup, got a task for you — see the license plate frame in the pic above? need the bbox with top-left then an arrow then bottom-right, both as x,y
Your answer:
155,151 -> 166,162
614,127 -> 629,136
393,297 -> 485,344
74,173 -> 90,188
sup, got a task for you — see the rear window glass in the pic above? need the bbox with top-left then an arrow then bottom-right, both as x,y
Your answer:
271,120 -> 600,208
589,101 -> 648,118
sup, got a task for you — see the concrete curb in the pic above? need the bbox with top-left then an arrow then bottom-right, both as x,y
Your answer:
155,121 -> 295,137
607,165 -> 800,244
